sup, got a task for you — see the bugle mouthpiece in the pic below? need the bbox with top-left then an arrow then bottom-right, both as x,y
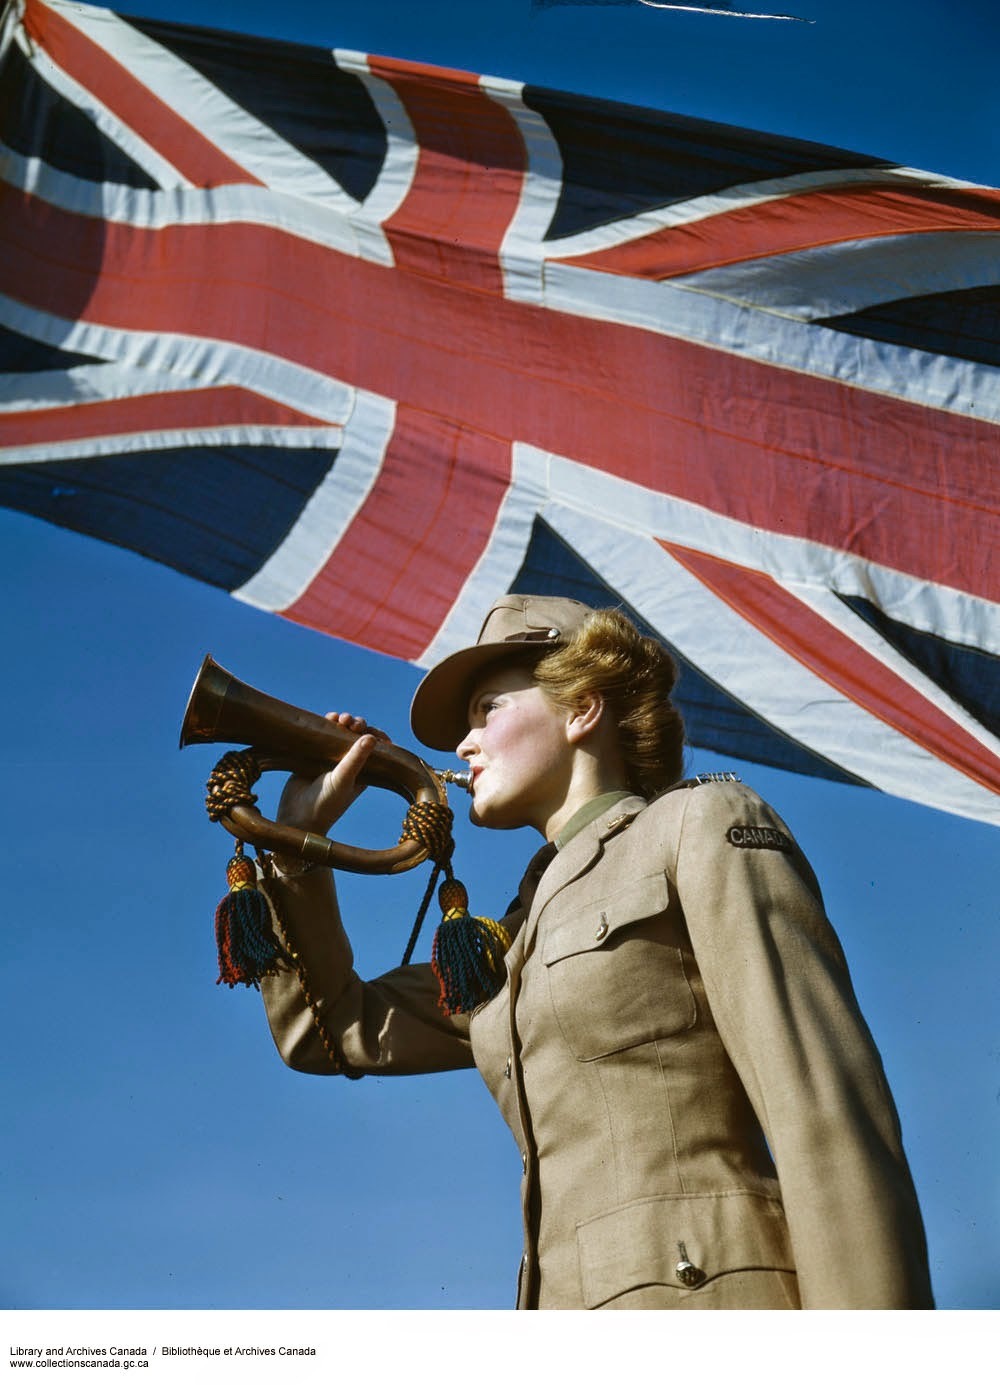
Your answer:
435,768 -> 473,794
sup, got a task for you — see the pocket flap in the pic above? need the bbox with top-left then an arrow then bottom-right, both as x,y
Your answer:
541,871 -> 671,965
577,1190 -> 794,1308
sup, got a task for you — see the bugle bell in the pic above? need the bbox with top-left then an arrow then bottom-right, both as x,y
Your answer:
180,655 -> 471,875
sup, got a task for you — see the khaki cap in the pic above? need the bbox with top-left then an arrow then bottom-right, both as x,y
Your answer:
410,594 -> 595,751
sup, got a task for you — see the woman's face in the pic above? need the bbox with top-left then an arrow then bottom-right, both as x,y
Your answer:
456,663 -> 575,835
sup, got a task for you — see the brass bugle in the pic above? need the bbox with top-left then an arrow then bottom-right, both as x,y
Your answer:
180,655 -> 471,875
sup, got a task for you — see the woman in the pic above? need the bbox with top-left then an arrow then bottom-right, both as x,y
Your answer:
259,593 -> 934,1309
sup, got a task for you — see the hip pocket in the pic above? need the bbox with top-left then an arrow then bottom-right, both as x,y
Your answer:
577,1190 -> 795,1309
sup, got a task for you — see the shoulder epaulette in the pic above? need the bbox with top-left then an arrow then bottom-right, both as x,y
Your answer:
665,771 -> 742,793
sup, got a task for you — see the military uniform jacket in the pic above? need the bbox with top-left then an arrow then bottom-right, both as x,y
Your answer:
260,779 -> 933,1309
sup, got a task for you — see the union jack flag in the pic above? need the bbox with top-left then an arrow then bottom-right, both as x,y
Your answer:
2,0 -> 998,824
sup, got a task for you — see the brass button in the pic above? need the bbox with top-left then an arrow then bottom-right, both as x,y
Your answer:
676,1242 -> 705,1288
676,1260 -> 704,1288
504,1055 -> 512,1079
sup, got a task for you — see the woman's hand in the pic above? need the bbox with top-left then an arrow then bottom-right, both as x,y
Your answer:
276,713 -> 390,838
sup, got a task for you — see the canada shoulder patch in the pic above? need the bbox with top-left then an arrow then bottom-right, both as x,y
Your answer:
725,824 -> 793,852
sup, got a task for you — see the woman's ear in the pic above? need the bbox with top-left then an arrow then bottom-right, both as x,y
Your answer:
566,691 -> 605,744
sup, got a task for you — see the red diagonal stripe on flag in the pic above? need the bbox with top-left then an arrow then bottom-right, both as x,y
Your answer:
661,541 -> 1000,795
23,0 -> 262,188
0,387 -> 334,449
552,183 -> 1000,279
283,405 -> 512,659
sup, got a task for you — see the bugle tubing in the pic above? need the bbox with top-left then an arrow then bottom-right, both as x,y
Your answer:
180,655 -> 470,875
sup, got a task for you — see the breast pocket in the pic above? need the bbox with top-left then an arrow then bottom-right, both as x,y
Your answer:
540,872 -> 696,1061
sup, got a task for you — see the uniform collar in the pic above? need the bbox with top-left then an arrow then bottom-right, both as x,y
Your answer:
524,793 -> 647,942
554,789 -> 634,851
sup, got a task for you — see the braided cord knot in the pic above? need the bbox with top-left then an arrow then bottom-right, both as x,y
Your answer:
205,749 -> 261,823
398,799 -> 454,868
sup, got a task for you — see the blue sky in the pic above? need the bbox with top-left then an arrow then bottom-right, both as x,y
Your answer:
2,0 -> 998,1342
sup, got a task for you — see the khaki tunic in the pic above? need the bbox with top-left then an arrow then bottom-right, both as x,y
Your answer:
260,779 -> 933,1309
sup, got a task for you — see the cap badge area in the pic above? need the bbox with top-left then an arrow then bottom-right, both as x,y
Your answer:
504,627 -> 560,643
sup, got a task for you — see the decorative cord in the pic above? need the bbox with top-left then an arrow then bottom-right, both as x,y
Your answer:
398,799 -> 455,865
259,879 -> 349,1078
397,800 -> 455,966
205,748 -> 261,821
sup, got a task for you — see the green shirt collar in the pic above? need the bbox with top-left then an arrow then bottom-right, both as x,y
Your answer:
554,789 -> 634,851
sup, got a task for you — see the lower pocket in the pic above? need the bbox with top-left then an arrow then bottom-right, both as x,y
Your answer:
577,1189 -> 795,1309
598,1269 -> 800,1310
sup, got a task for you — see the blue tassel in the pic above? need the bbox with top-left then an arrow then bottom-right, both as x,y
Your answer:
431,877 -> 512,1015
214,850 -> 280,988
